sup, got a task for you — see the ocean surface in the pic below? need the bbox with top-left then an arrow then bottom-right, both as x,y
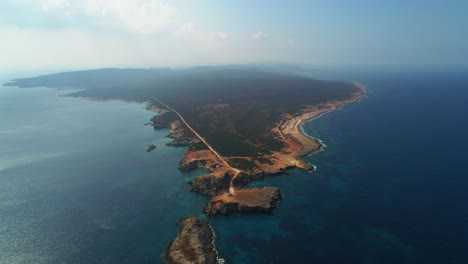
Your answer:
1,67 -> 467,263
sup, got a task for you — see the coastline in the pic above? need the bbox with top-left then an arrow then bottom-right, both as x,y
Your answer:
8,78 -> 366,264
163,217 -> 222,264
169,81 -> 367,199
299,111 -> 329,154
163,82 -> 367,262
209,222 -> 226,264
165,81 -> 368,218
287,81 -> 367,158
4,70 -> 370,264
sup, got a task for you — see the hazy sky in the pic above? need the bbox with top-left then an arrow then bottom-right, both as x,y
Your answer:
1,0 -> 467,70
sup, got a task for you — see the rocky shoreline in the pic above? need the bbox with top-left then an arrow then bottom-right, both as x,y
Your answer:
157,82 -> 366,263
163,217 -> 222,264
204,187 -> 283,216
152,83 -> 366,197
4,69 -> 367,264
151,83 -> 366,215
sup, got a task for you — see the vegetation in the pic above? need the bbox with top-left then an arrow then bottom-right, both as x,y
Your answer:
188,141 -> 208,151
257,157 -> 274,165
229,158 -> 258,171
6,66 -> 359,158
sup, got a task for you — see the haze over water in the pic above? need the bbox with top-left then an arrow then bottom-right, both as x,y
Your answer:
1,66 -> 468,263
0,80 -> 208,263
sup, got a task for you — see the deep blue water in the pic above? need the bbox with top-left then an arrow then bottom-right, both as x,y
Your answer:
1,67 -> 468,263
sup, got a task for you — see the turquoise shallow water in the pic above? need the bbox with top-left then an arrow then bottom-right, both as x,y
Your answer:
0,82 -> 208,263
1,67 -> 468,263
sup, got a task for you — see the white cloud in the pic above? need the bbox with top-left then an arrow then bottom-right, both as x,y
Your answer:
0,25 -> 237,70
23,1 -> 230,41
1,3 -> 306,70
179,22 -> 196,33
35,0 -> 71,11
253,31 -> 268,40
176,22 -> 228,42
24,0 -> 180,34
83,0 -> 180,34
210,31 -> 229,42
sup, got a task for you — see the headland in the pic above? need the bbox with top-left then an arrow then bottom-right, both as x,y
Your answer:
5,66 -> 366,263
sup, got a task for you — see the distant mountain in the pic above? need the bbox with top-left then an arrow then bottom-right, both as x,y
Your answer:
5,68 -> 171,90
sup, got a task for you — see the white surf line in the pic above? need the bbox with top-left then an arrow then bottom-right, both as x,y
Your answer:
300,81 -> 368,156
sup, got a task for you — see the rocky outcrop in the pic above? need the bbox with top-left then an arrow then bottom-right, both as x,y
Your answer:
231,172 -> 265,189
190,172 -> 231,196
163,217 -> 221,264
204,187 -> 283,216
179,159 -> 210,172
147,144 -> 157,152
151,113 -> 198,147
178,149 -> 221,172
167,121 -> 199,147
151,113 -> 174,129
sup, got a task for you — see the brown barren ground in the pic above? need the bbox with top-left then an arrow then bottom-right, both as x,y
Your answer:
163,217 -> 220,264
164,82 -> 366,215
204,187 -> 283,216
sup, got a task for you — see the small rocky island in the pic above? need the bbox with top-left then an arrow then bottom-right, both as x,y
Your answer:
163,217 -> 222,264
146,144 -> 157,152
5,66 -> 366,264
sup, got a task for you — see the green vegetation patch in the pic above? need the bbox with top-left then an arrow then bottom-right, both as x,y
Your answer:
189,141 -> 208,151
229,158 -> 258,171
257,157 -> 274,165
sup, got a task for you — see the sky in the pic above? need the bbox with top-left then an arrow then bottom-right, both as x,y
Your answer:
1,0 -> 467,70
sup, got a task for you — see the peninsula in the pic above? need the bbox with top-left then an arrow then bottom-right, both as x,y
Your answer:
6,66 -> 366,263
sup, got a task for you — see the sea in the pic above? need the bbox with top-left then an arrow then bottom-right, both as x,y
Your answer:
0,66 -> 467,263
